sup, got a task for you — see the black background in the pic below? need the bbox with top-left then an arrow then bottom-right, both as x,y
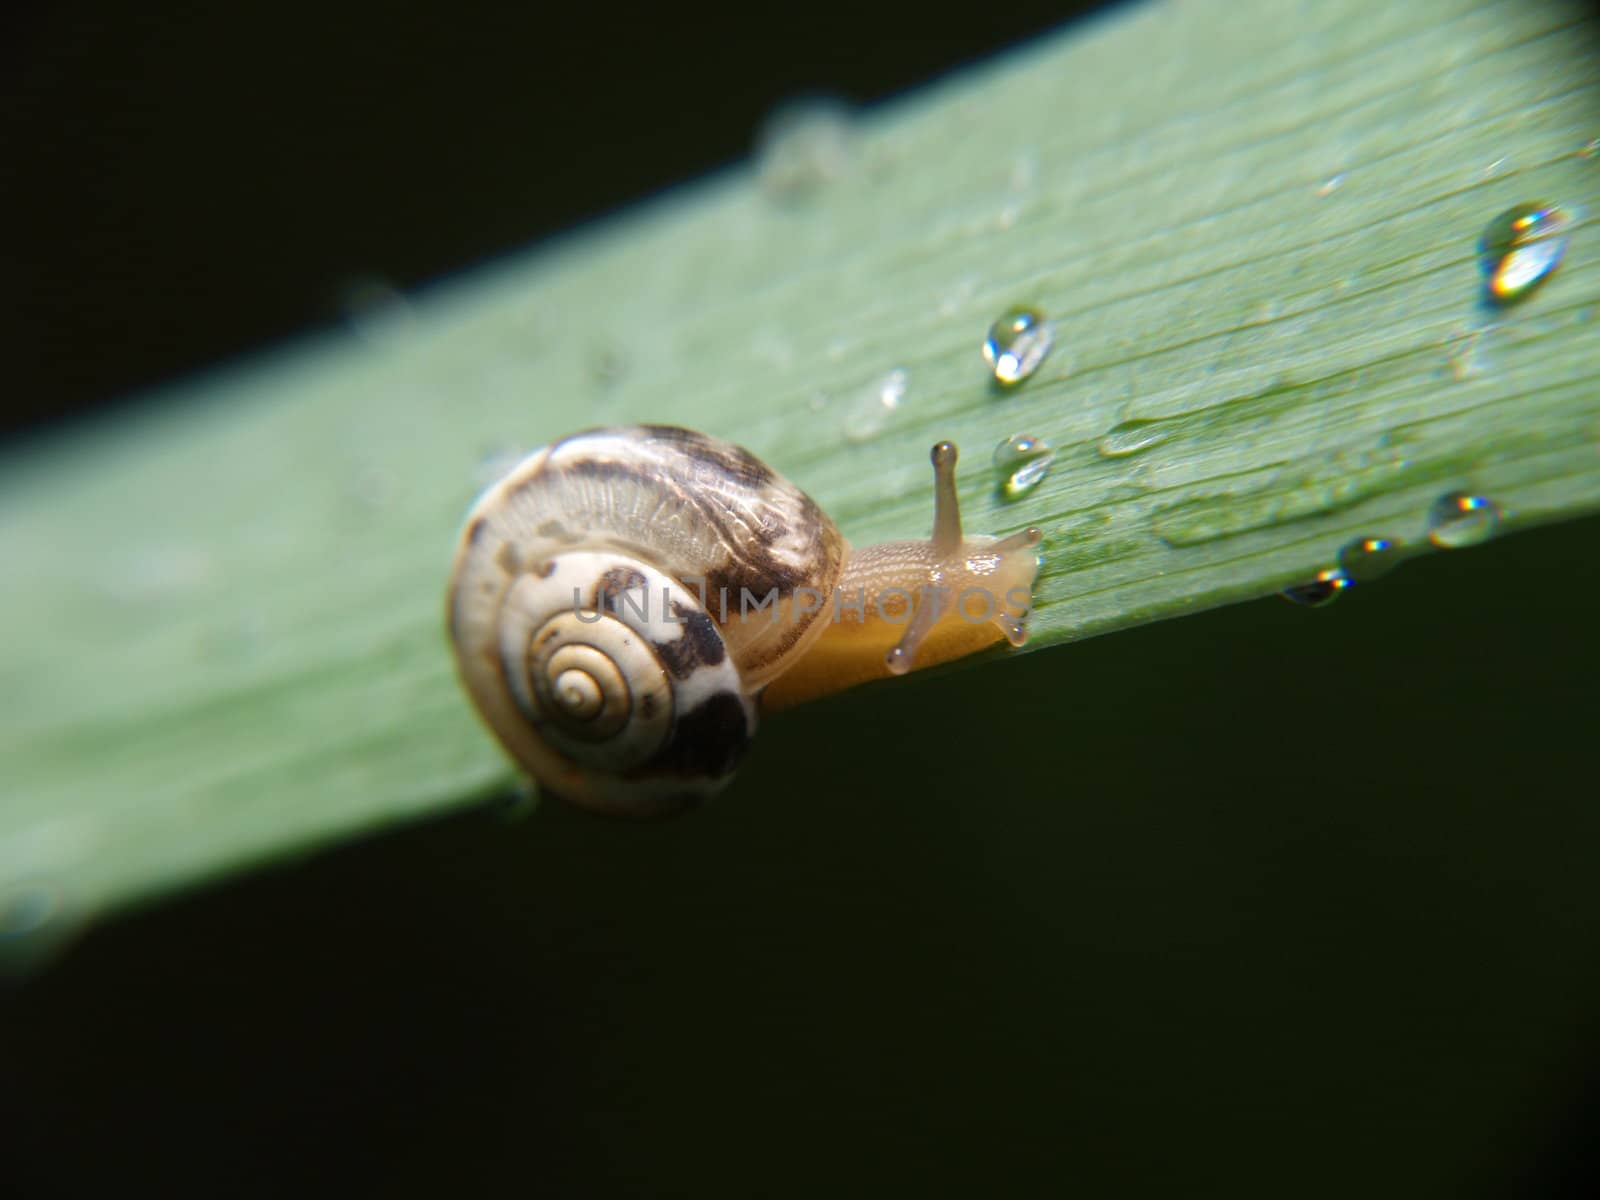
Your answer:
4,2 -> 1600,1196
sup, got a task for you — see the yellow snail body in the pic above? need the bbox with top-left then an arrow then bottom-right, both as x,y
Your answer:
446,425 -> 1041,816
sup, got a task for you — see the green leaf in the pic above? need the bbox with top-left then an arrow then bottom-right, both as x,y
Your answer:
4,0 -> 1599,964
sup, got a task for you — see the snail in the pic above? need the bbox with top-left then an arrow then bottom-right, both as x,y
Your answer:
446,424 -> 1042,817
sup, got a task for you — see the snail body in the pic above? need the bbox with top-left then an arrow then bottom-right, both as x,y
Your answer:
447,424 -> 1041,816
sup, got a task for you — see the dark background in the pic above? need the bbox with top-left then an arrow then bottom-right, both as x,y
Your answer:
4,2 -> 1599,1196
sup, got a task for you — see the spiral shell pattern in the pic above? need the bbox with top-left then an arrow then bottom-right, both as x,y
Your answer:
455,425 -> 847,689
452,546 -> 755,816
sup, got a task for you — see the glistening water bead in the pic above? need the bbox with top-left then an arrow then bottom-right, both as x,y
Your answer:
1337,536 -> 1405,583
992,434 -> 1056,499
1280,568 -> 1349,608
842,367 -> 909,443
1479,202 -> 1571,305
756,97 -> 855,201
1427,493 -> 1501,548
983,307 -> 1055,386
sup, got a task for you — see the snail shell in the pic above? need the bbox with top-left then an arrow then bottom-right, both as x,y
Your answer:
447,424 -> 1041,817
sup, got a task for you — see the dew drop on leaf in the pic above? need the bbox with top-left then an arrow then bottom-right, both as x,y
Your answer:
756,97 -> 856,202
843,368 -> 909,442
1427,492 -> 1501,548
338,275 -> 416,346
1336,535 -> 1405,583
983,306 -> 1055,386
992,433 -> 1056,499
1479,201 -> 1571,306
1097,419 -> 1174,458
1280,568 -> 1349,608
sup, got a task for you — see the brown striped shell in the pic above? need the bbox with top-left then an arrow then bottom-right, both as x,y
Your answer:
446,425 -> 848,816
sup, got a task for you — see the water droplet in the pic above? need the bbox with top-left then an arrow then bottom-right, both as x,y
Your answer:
1479,201 -> 1571,305
1097,419 -> 1174,458
843,368 -> 908,442
983,307 -> 1055,387
1577,138 -> 1599,161
1280,568 -> 1349,608
1315,172 -> 1346,197
756,97 -> 855,201
338,275 -> 416,346
992,434 -> 1056,499
1427,492 -> 1501,548
1337,535 -> 1405,582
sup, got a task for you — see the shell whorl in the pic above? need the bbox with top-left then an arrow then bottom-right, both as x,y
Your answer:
456,549 -> 756,816
457,425 -> 848,688
446,426 -> 838,815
